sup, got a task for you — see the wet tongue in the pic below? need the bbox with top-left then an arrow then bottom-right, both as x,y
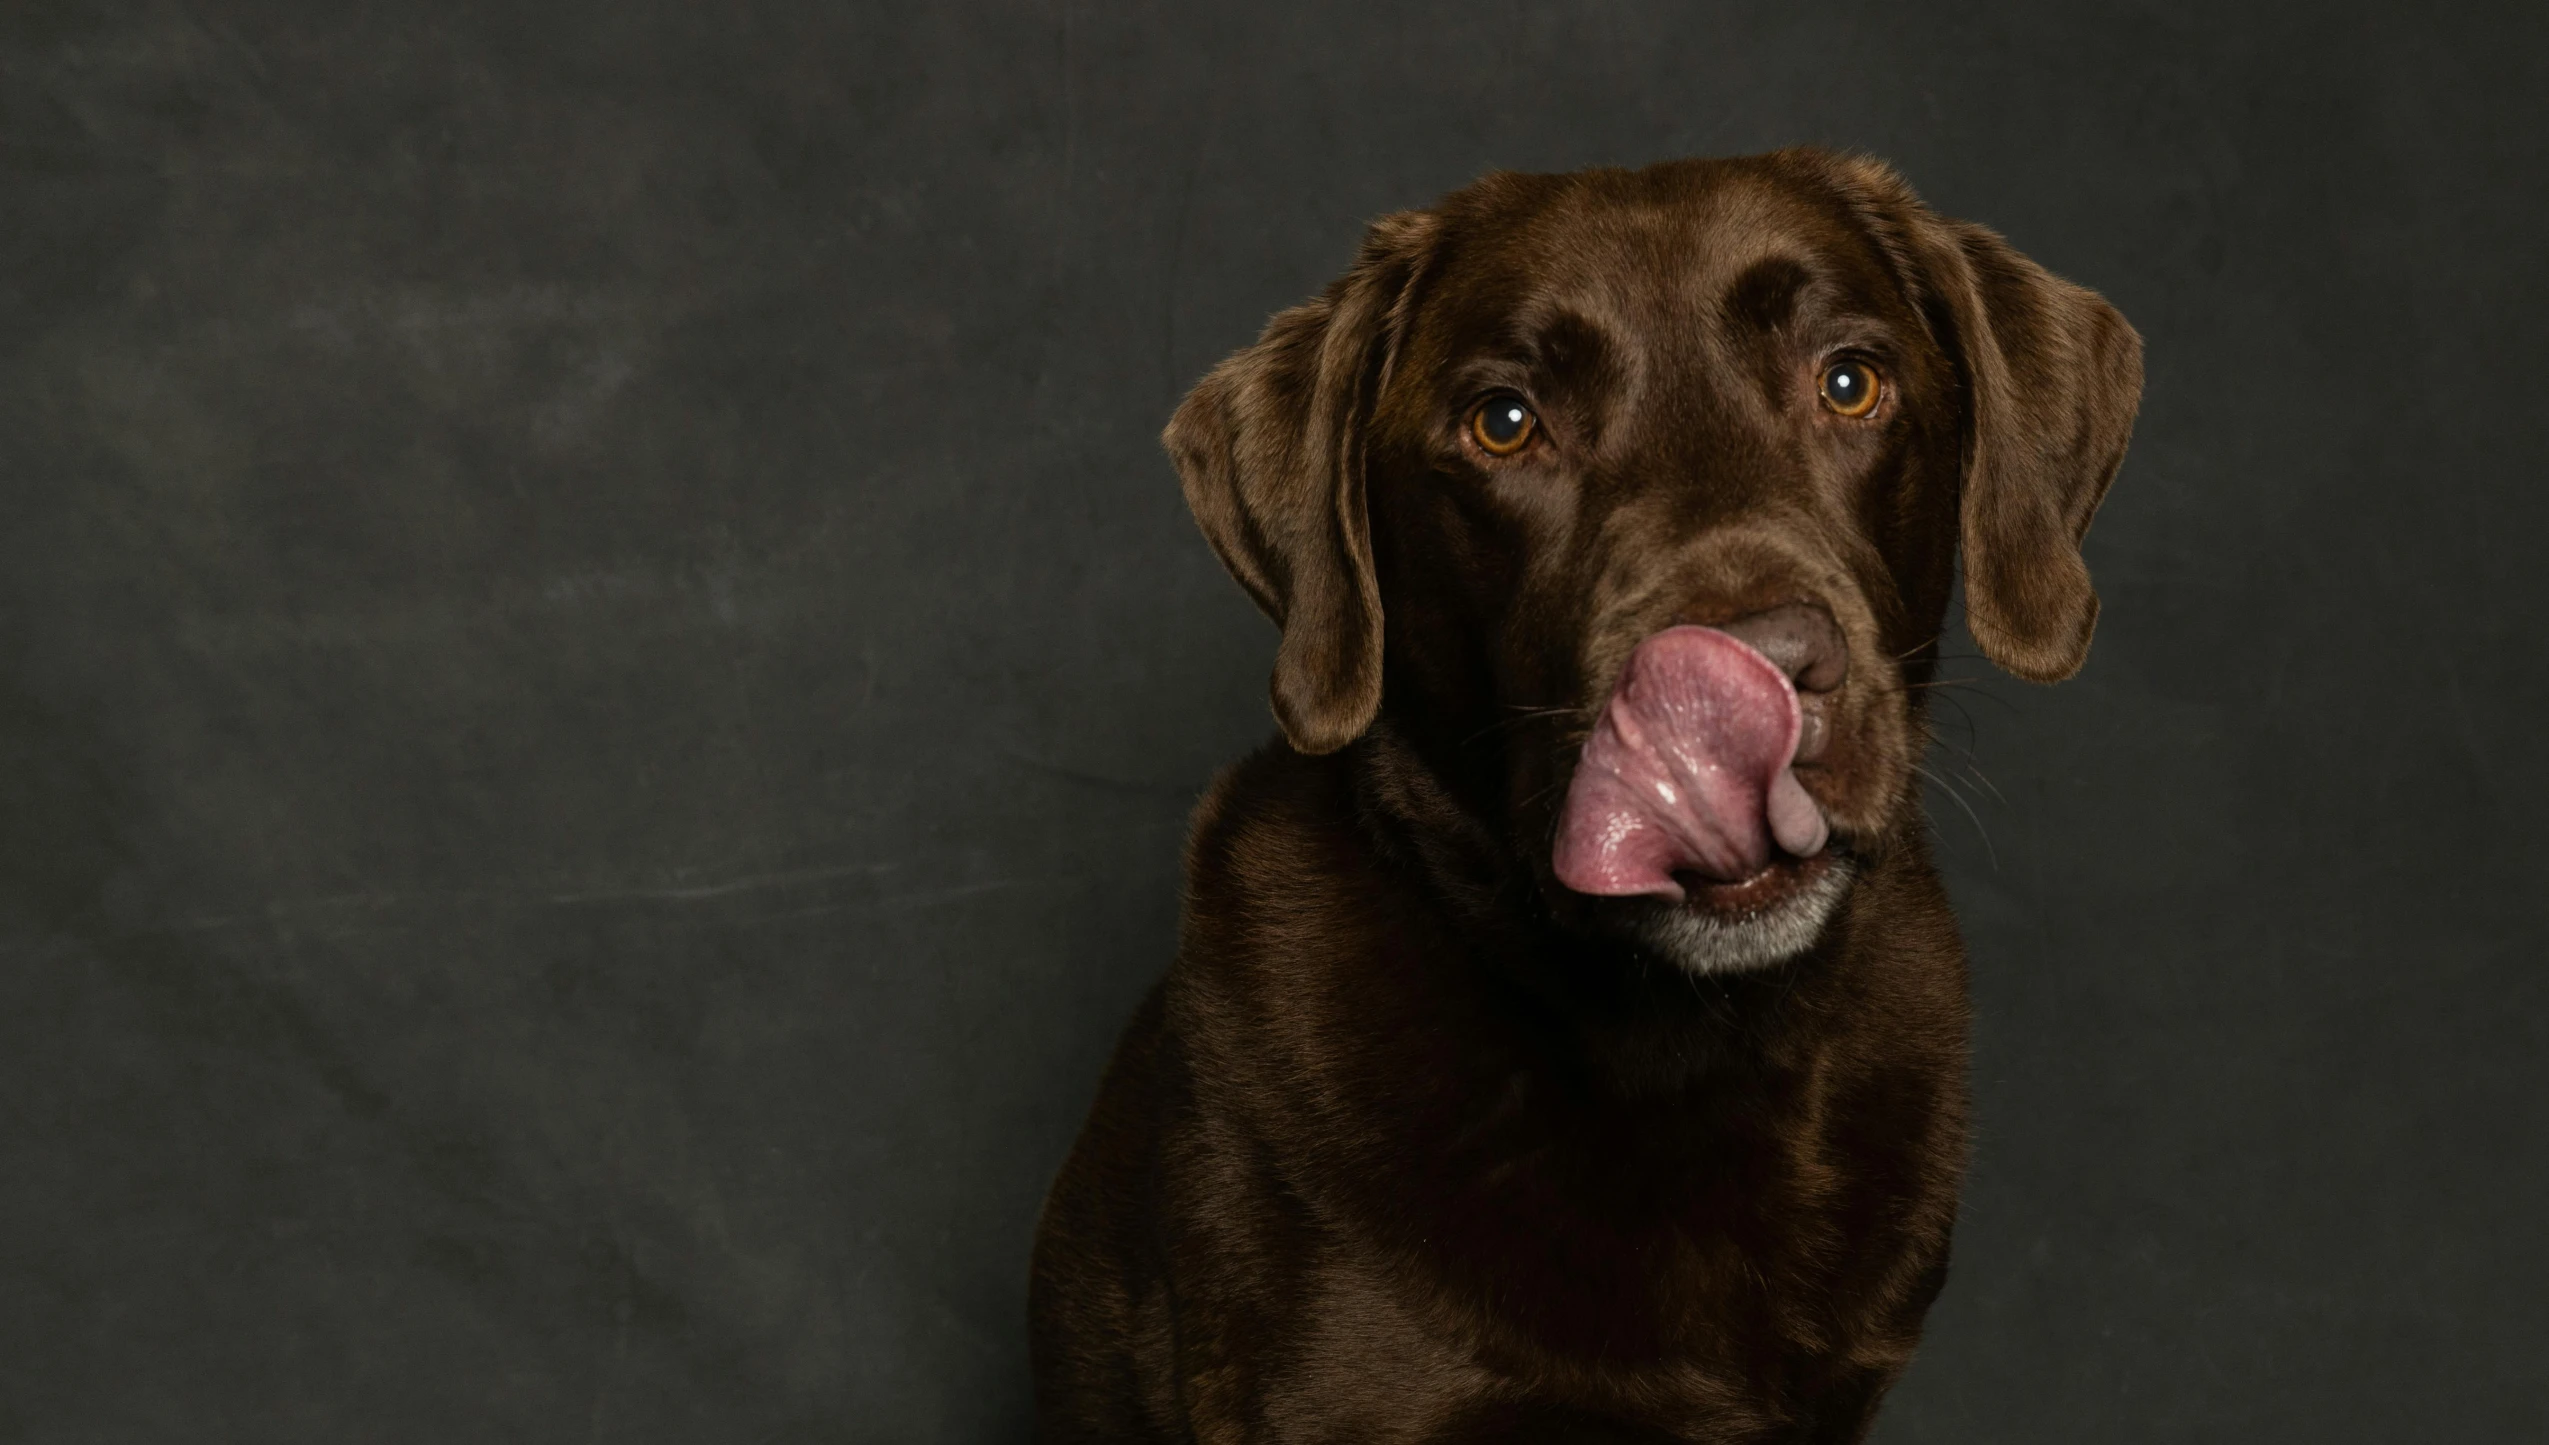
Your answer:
1552,626 -> 1828,901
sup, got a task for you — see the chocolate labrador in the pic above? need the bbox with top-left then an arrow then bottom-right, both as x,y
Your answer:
1030,148 -> 2140,1443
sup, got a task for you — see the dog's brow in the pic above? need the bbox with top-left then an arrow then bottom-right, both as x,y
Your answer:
1719,257 -> 1813,335
1432,299 -> 1613,380
1527,310 -> 1614,377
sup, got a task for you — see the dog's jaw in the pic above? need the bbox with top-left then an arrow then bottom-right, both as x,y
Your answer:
1615,851 -> 1858,974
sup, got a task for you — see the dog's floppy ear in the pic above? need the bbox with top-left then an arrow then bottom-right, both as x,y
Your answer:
1914,212 -> 2143,682
1164,211 -> 1439,753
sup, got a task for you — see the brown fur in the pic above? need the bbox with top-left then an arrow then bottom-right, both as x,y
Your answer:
1031,149 -> 2141,1443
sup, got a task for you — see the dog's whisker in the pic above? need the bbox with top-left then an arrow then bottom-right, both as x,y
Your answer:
1912,762 -> 1999,870
1922,730 -> 2009,806
1941,752 -> 2008,807
1459,704 -> 1588,749
1927,691 -> 1981,747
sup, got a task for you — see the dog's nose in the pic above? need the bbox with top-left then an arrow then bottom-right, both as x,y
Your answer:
1716,603 -> 1846,763
1717,602 -> 1848,694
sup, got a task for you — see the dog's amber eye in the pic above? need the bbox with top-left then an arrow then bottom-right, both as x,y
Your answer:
1818,360 -> 1881,417
1468,394 -> 1538,456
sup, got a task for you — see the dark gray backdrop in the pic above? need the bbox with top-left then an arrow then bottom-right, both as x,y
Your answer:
4,1 -> 2543,1440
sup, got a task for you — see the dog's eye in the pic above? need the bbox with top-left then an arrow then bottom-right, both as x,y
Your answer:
1468,394 -> 1538,457
1818,361 -> 1881,418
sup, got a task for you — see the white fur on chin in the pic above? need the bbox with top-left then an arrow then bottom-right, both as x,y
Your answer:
1625,855 -> 1858,975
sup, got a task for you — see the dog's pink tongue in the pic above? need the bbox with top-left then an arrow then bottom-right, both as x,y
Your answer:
1553,626 -> 1829,901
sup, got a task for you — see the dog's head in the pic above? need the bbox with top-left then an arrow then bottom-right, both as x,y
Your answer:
1168,151 -> 2140,972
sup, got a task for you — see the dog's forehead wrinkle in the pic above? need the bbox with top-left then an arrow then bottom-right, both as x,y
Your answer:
1438,153 -> 1898,294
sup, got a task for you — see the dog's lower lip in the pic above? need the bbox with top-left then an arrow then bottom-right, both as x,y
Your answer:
1675,850 -> 1835,914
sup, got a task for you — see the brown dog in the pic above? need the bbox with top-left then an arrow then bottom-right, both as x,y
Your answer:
1030,148 -> 2140,1443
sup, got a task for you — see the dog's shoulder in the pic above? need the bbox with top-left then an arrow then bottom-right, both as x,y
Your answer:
1179,740 -> 1376,937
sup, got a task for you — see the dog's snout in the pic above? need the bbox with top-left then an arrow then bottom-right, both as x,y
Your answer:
1718,603 -> 1848,694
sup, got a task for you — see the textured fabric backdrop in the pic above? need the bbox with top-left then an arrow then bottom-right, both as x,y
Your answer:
3,2 -> 2542,1439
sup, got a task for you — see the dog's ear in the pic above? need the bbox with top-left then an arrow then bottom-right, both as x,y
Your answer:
1913,211 -> 2143,682
1164,211 -> 1439,754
